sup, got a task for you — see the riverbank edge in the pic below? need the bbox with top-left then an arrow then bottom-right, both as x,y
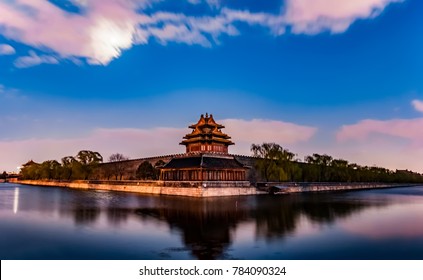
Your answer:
16,180 -> 260,197
12,180 -> 421,197
259,182 -> 420,194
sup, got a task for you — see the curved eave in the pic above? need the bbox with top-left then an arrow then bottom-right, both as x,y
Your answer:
183,132 -> 232,140
180,139 -> 235,145
188,123 -> 225,129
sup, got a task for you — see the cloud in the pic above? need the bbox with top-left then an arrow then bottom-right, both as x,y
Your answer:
223,118 -> 317,154
0,0 -> 404,66
336,118 -> 423,144
206,0 -> 221,9
0,84 -> 25,100
14,51 -> 59,68
283,0 -> 404,34
222,8 -> 285,35
0,127 -> 184,172
0,44 -> 15,55
412,99 -> 423,113
0,118 -> 316,171
335,115 -> 423,171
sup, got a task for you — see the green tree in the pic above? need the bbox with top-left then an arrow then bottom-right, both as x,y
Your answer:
136,161 -> 156,180
61,156 -> 78,180
304,153 -> 333,181
76,150 -> 103,180
330,159 -> 350,182
39,160 -> 61,179
251,143 -> 295,182
20,161 -> 41,180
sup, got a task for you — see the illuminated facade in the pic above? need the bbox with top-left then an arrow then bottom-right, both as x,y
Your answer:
160,114 -> 247,182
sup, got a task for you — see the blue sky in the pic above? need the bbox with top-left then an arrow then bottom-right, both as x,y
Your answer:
0,0 -> 422,173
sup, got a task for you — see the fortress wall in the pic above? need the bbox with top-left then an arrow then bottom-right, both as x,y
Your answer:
18,179 -> 258,197
98,154 -> 184,180
98,153 -> 260,181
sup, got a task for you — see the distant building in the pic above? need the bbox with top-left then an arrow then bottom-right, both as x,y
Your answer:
160,114 -> 248,182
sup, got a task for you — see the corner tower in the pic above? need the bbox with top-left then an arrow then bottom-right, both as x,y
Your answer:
180,113 -> 234,154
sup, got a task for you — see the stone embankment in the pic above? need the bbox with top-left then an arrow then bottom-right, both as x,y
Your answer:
258,182 -> 417,194
18,180 -> 259,197
16,180 -> 419,197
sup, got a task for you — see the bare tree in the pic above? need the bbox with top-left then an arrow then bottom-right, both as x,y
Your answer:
108,153 -> 129,180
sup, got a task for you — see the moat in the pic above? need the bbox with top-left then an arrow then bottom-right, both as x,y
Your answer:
1,183 -> 423,259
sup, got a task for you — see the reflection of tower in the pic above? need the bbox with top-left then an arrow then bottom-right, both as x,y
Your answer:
135,196 -> 250,259
57,190 -> 102,225
107,208 -> 131,225
73,207 -> 100,224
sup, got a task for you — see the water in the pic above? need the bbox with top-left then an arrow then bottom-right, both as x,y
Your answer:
1,183 -> 423,260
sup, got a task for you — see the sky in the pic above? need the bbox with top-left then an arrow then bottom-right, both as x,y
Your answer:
0,0 -> 422,173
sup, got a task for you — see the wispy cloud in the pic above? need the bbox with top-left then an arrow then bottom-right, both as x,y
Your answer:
0,44 -> 15,55
0,84 -> 25,100
412,99 -> 423,113
14,51 -> 59,68
0,0 -> 403,66
206,0 -> 221,9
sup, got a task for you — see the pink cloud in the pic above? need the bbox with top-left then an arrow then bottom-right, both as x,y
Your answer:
0,44 -> 15,55
333,116 -> 423,172
0,0 -> 140,65
224,118 -> 317,154
0,127 -> 184,172
337,118 -> 423,144
284,0 -> 403,34
0,0 -> 242,65
412,99 -> 423,113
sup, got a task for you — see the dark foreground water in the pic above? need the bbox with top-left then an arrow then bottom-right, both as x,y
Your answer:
1,183 -> 423,260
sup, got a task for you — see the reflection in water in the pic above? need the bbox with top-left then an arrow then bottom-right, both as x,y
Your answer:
13,188 -> 19,214
131,195 -> 376,258
135,197 -> 250,259
73,207 -> 101,225
107,208 -> 130,225
1,183 -> 423,259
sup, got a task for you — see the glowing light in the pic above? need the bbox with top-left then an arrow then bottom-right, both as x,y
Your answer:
13,188 -> 19,214
88,18 -> 135,65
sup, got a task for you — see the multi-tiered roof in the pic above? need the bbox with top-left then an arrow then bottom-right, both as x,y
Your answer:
160,113 -> 248,182
180,113 -> 234,154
